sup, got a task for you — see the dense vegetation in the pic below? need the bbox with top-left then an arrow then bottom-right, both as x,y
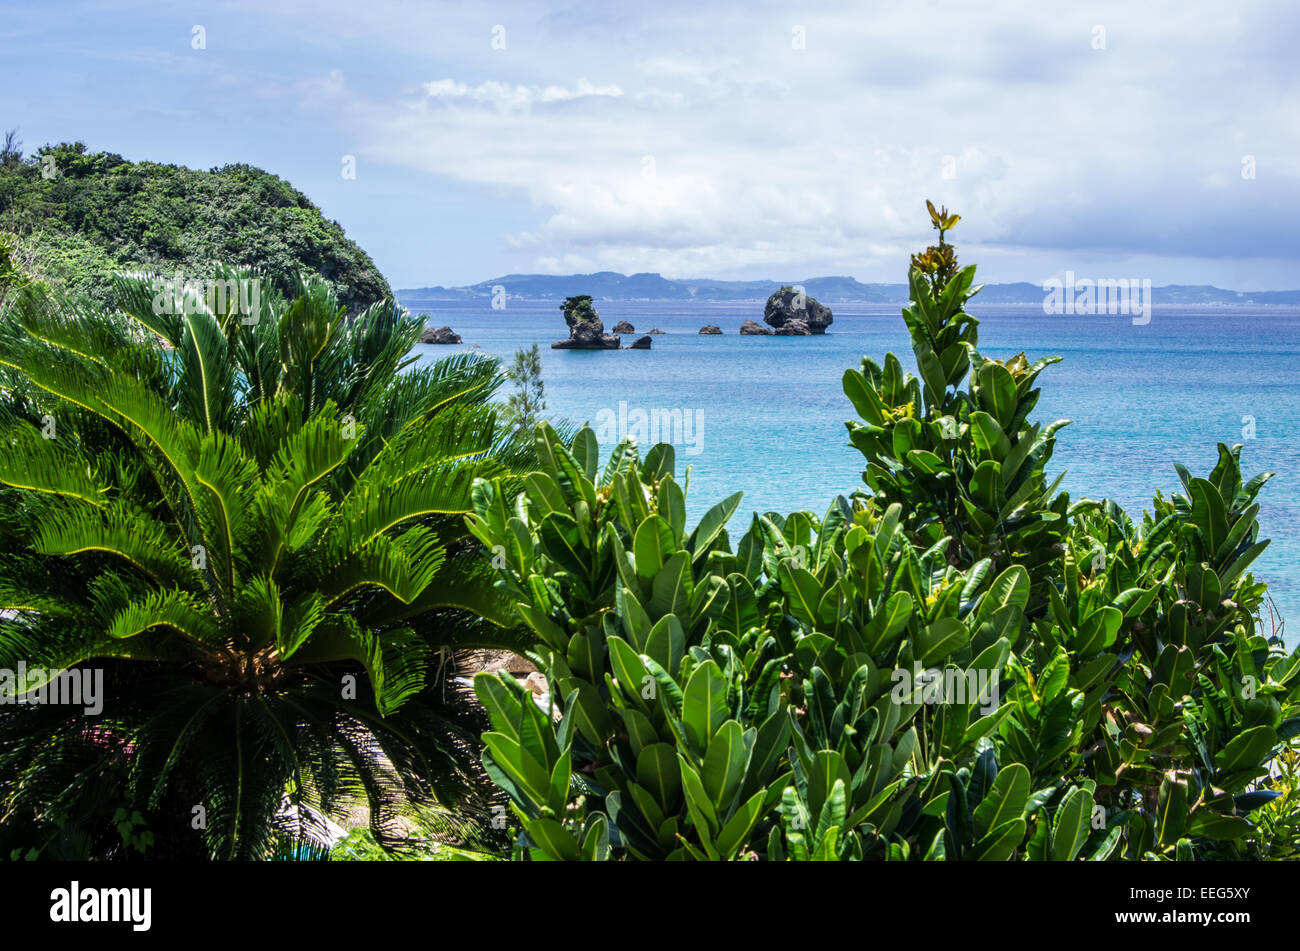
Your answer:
0,267 -> 530,859
467,206 -> 1300,860
1,200 -> 1295,861
0,134 -> 390,313
561,295 -> 598,324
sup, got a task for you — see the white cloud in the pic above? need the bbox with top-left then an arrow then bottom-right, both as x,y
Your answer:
420,78 -> 625,111
283,0 -> 1300,283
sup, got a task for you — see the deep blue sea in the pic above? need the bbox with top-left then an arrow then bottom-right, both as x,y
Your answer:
403,299 -> 1299,637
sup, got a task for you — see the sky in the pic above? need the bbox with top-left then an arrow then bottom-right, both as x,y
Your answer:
3,0 -> 1298,290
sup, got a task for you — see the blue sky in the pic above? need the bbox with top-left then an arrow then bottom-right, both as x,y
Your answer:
3,0 -> 1298,289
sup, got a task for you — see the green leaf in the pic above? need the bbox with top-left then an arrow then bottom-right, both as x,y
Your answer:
536,422 -> 597,510
570,425 -> 600,483
843,369 -> 887,425
677,756 -> 719,843
1220,541 -> 1269,588
914,341 -> 947,410
644,613 -> 686,676
636,743 -> 683,812
538,512 -> 587,577
621,708 -> 659,758
525,817 -> 581,861
482,732 -> 550,806
973,762 -> 1030,836
1215,726 -> 1277,773
682,661 -> 729,752
906,449 -> 946,476
976,363 -> 1018,429
720,573 -> 761,636
714,788 -> 767,858
1189,478 -> 1229,555
633,515 -> 676,580
616,585 -> 652,649
606,634 -> 654,711
1187,810 -> 1253,841
1073,606 -> 1122,656
658,478 -> 686,537
971,817 -> 1026,861
915,618 -> 969,665
779,562 -> 823,628
1050,786 -> 1092,861
642,443 -> 676,483
473,671 -> 525,739
700,721 -> 751,814
976,565 -> 1029,627
864,591 -> 913,654
969,411 -> 1011,459
742,709 -> 792,798
523,471 -> 567,517
1087,823 -> 1124,861
1156,773 -> 1188,847
813,778 -> 848,857
581,814 -> 610,861
689,491 -> 744,562
649,551 -> 692,618
689,573 -> 729,625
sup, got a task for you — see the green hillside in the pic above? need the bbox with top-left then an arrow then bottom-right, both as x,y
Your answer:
0,135 -> 390,312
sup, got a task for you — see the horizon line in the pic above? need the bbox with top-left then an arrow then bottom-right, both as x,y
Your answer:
395,273 -> 1300,297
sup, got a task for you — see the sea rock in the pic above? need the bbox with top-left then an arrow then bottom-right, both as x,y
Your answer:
774,320 -> 812,336
739,319 -> 773,335
628,335 -> 652,349
699,324 -> 722,334
764,286 -> 833,334
552,295 -> 621,349
419,325 -> 462,344
553,327 -> 620,349
647,328 -> 665,334
612,320 -> 635,334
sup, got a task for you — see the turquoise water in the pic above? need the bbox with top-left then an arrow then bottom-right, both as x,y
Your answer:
405,299 -> 1299,636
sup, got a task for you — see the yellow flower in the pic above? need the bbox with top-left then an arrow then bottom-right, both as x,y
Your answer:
925,199 -> 961,232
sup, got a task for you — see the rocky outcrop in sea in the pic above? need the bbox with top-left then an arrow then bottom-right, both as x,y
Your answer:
740,319 -> 773,335
419,325 -> 462,344
628,335 -> 652,349
764,286 -> 833,334
612,320 -> 635,334
699,324 -> 722,334
552,295 -> 621,349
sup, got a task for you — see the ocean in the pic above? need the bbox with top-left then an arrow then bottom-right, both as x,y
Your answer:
403,298 -> 1299,637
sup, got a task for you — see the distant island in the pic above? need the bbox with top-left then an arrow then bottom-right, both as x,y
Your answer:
399,271 -> 1300,306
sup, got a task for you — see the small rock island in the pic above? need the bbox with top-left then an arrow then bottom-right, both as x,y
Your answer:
629,335 -> 652,349
612,320 -> 635,334
763,286 -> 833,334
699,324 -> 722,334
739,319 -> 772,335
552,295 -> 621,349
419,325 -> 462,344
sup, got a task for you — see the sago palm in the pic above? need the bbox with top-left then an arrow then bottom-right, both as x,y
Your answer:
0,270 -> 532,859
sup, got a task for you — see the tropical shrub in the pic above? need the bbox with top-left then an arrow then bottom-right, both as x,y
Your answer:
504,342 -> 547,434
466,207 -> 1300,860
561,295 -> 598,325
843,203 -> 1069,601
0,271 -> 532,859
